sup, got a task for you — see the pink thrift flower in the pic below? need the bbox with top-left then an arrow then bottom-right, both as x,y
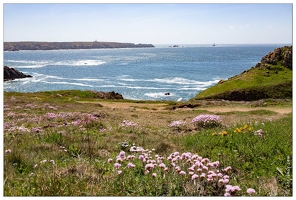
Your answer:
139,155 -> 145,161
175,166 -> 181,172
116,156 -> 123,163
247,188 -> 256,195
223,179 -> 230,184
117,170 -> 122,175
218,179 -> 225,185
127,155 -> 135,160
223,166 -> 232,172
188,166 -> 195,171
5,149 -> 11,154
207,177 -> 213,182
200,173 -> 206,179
114,163 -> 121,170
159,163 -> 166,169
191,174 -> 199,180
233,186 -> 241,191
127,162 -> 135,168
224,192 -> 231,197
145,163 -> 154,171
108,158 -> 113,163
119,151 -> 125,158
179,171 -> 186,175
152,173 -> 157,178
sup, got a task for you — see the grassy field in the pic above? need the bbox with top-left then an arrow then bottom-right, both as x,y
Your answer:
3,90 -> 292,196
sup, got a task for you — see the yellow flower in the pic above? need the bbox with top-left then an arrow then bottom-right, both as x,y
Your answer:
243,124 -> 248,130
212,132 -> 217,136
219,131 -> 227,136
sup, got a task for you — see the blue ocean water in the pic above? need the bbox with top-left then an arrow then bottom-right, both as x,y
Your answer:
3,44 -> 285,101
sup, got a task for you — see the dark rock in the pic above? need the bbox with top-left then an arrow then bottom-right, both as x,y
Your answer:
4,66 -> 32,81
94,91 -> 123,99
260,46 -> 292,69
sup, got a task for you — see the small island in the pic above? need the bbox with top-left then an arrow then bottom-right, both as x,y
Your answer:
4,41 -> 155,51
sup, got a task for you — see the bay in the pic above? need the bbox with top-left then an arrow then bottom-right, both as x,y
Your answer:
3,44 -> 286,101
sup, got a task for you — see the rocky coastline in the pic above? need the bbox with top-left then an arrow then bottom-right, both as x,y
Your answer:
4,41 -> 155,51
4,66 -> 32,81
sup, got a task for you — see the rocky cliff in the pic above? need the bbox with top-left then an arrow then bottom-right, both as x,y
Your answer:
258,46 -> 292,69
4,41 -> 155,51
4,66 -> 32,81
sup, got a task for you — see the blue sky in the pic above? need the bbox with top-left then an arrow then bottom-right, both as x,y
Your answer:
3,2 -> 293,44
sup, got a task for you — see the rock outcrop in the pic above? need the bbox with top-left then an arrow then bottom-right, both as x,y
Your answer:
93,91 -> 124,99
259,46 -> 292,69
4,66 -> 32,81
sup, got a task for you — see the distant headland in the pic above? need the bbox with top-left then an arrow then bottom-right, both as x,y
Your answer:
4,41 -> 155,51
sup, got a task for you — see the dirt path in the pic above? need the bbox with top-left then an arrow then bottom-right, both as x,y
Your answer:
89,101 -> 168,111
82,101 -> 292,115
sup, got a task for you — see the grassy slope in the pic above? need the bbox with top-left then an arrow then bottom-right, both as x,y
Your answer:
191,62 -> 292,101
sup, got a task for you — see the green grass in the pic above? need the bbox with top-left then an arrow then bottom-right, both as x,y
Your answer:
193,63 -> 292,101
3,91 -> 292,196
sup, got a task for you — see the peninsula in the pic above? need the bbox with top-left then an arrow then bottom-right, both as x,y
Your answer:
4,41 -> 155,51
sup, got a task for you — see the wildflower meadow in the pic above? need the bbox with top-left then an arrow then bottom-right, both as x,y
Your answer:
3,91 -> 292,196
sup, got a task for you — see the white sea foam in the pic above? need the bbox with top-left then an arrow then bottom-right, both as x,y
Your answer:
144,92 -> 175,98
42,81 -> 94,87
177,87 -> 207,91
126,86 -> 170,90
6,60 -> 50,68
75,78 -> 106,82
149,77 -> 219,85
55,60 -> 106,66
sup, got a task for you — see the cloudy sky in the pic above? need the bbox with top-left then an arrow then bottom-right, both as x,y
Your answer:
3,2 -> 293,44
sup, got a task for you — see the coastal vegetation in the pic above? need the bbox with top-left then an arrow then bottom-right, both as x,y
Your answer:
3,46 -> 292,196
3,90 -> 292,196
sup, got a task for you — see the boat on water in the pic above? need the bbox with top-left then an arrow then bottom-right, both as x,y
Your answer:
213,43 -> 216,46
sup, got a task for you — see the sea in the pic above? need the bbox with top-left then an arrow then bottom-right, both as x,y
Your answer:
3,44 -> 288,101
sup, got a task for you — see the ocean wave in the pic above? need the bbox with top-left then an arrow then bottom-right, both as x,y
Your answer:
144,92 -> 175,98
42,81 -> 94,87
176,87 -> 206,91
55,60 -> 106,66
5,60 -> 50,68
75,78 -> 106,82
149,77 -> 219,85
126,86 -> 171,90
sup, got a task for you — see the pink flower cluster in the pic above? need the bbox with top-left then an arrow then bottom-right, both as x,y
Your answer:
168,120 -> 186,128
254,129 -> 263,137
192,114 -> 222,128
108,150 -> 137,175
119,120 -> 139,128
108,149 -> 251,196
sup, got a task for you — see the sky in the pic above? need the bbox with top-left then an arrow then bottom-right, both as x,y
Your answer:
2,2 -> 293,45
